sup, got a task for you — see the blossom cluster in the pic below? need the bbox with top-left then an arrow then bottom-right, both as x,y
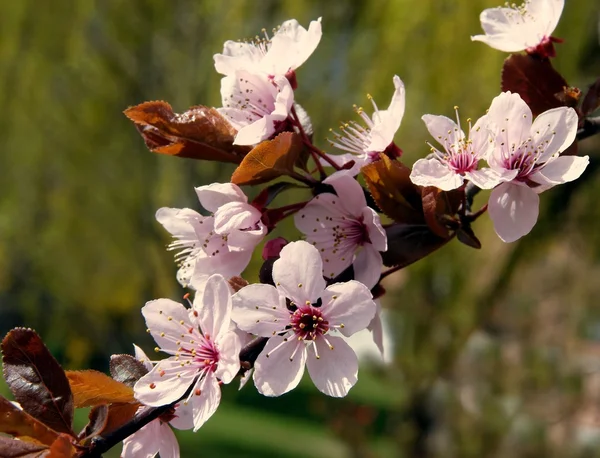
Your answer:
118,1 -> 592,456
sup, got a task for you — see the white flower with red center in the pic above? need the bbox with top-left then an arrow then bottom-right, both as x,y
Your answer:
218,70 -> 294,145
471,0 -> 564,57
121,345 -> 193,458
483,92 -> 588,242
294,173 -> 387,283
156,182 -> 266,287
134,274 -> 241,431
231,241 -> 377,397
214,18 -> 322,78
410,108 -> 510,191
326,75 -> 405,176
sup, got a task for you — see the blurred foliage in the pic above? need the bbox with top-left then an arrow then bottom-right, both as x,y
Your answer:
1,0 -> 600,456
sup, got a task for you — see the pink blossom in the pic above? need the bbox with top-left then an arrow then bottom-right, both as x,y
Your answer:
484,92 -> 588,242
214,18 -> 322,78
156,183 -> 266,288
471,0 -> 564,57
218,71 -> 294,145
294,173 -> 387,282
134,274 -> 241,432
410,108 -> 509,191
231,241 -> 377,397
326,75 -> 405,175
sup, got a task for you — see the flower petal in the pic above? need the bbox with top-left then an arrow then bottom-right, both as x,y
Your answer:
323,173 -> 367,214
133,344 -> 154,372
367,301 -> 384,356
134,359 -> 197,407
532,107 -> 578,163
368,75 -> 405,151
353,246 -> 383,290
191,374 -> 221,432
253,336 -> 306,396
530,155 -> 589,187
409,158 -> 463,191
422,114 -> 464,148
362,207 -> 387,251
306,336 -> 358,397
195,183 -> 246,213
195,274 -> 232,340
157,422 -> 180,458
486,92 -> 532,149
214,331 -> 241,384
272,241 -> 326,305
142,299 -> 194,353
121,419 -> 161,458
231,284 -> 289,337
169,402 -> 194,430
320,280 -> 376,337
464,167 -> 512,189
488,182 -> 540,243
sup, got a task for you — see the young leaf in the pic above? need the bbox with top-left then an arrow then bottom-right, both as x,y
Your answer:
65,370 -> 135,408
124,101 -> 249,163
0,396 -> 60,446
581,77 -> 600,116
1,329 -> 74,436
501,54 -> 569,116
230,132 -> 304,186
109,355 -> 148,388
0,436 -> 49,458
46,435 -> 74,458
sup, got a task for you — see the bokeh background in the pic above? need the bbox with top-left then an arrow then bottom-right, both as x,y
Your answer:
1,0 -> 600,456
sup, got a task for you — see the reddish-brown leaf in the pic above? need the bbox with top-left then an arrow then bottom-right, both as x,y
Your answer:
456,226 -> 482,249
0,436 -> 49,458
100,403 -> 140,437
1,329 -> 74,436
46,435 -> 73,458
501,54 -> 569,116
109,355 -> 148,389
361,155 -> 424,224
125,101 -> 249,163
381,223 -> 453,268
78,405 -> 108,442
65,371 -> 135,408
231,132 -> 304,186
0,396 -> 60,446
421,187 -> 463,238
581,77 -> 600,116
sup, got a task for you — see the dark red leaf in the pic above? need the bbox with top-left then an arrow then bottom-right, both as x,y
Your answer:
0,396 -> 60,446
456,226 -> 482,249
109,355 -> 148,388
581,77 -> 600,116
381,223 -> 453,268
0,436 -> 49,458
501,54 -> 569,116
231,132 -> 304,186
251,182 -> 303,209
1,329 -> 74,436
125,101 -> 249,163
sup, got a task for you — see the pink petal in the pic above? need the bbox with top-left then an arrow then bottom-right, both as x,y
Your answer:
469,115 -> 494,160
214,331 -> 242,384
134,360 -> 197,407
213,201 -> 262,234
195,274 -> 232,340
530,155 -> 589,187
320,153 -> 368,176
133,344 -> 153,372
195,183 -> 246,213
142,299 -> 195,352
253,336 -> 306,396
231,284 -> 289,337
353,246 -> 383,290
527,0 -> 564,36
213,41 -> 263,76
272,241 -> 326,305
155,207 -> 203,239
191,248 -> 254,280
169,402 -> 194,430
323,173 -> 367,214
221,226 -> 266,253
233,116 -> 271,146
486,92 -> 532,149
464,167 -> 509,189
367,302 -> 384,356
531,107 -> 578,163
409,158 -> 464,191
121,419 -> 161,458
488,182 -> 540,243
422,114 -> 464,147
320,280 -> 376,337
362,207 -> 387,251
157,422 -> 180,458
305,336 -> 358,397
263,18 -> 322,74
191,374 -> 221,432
368,75 -> 405,152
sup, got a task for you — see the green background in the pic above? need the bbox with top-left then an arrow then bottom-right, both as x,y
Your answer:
1,0 -> 600,456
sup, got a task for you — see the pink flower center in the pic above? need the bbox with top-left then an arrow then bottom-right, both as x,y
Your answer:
190,335 -> 220,373
290,306 -> 329,341
499,138 -> 543,181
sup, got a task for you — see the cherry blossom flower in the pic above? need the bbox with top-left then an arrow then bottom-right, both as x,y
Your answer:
326,75 -> 405,175
484,92 -> 588,242
231,241 -> 377,397
214,18 -> 322,78
218,70 -> 294,145
409,108 -> 510,191
156,182 -> 266,288
134,274 -> 241,431
121,345 -> 193,458
471,0 -> 564,57
294,173 -> 387,282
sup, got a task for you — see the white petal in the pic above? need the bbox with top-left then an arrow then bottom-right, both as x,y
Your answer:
367,302 -> 384,356
527,0 -> 564,36
320,280 -> 376,337
155,207 -> 206,238
195,183 -> 246,213
306,336 -> 358,397
272,241 -> 326,305
214,331 -> 241,384
530,155 -> 589,186
142,299 -> 194,353
409,158 -> 464,191
362,207 -> 387,252
195,274 -> 232,340
253,336 -> 307,396
169,402 -> 194,430
465,167 -> 507,189
232,284 -> 289,337
134,359 -> 197,407
532,107 -> 578,163
121,420 -> 161,458
157,422 -> 180,458
213,201 -> 262,234
367,75 -> 405,151
233,117 -> 271,145
422,114 -> 464,148
323,173 -> 367,214
191,374 -> 221,432
486,92 -> 532,149
353,246 -> 383,290
488,182 -> 540,243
